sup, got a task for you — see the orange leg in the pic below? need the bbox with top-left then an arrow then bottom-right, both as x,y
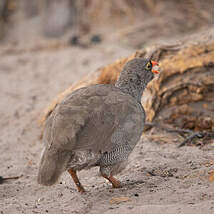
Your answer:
68,169 -> 85,193
102,174 -> 121,188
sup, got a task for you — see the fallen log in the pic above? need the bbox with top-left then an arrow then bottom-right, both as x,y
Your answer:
40,30 -> 214,134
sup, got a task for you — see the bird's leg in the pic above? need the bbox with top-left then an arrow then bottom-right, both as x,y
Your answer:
68,169 -> 85,192
101,173 -> 121,188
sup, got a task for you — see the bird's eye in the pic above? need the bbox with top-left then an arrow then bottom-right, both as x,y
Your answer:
146,62 -> 152,70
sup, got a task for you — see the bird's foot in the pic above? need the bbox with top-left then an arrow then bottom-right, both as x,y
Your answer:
68,169 -> 86,193
102,174 -> 122,188
109,175 -> 122,188
77,185 -> 86,193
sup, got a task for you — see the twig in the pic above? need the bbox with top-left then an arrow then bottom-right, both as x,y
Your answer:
0,175 -> 23,184
144,122 -> 192,135
178,131 -> 214,148
144,122 -> 214,148
177,132 -> 204,148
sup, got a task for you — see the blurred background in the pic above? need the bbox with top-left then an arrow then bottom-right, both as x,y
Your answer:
0,0 -> 214,47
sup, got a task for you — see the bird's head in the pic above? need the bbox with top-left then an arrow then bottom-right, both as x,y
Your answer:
115,58 -> 159,100
117,58 -> 159,87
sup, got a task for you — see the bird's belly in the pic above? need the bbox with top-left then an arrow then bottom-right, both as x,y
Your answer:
67,150 -> 101,171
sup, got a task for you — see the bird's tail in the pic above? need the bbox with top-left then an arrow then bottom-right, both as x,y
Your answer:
37,147 -> 70,186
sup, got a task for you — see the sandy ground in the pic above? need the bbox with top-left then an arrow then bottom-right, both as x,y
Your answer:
0,39 -> 214,214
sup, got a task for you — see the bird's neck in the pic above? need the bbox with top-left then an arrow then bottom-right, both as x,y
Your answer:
115,80 -> 146,102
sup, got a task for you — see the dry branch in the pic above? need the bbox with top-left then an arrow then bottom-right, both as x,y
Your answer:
144,122 -> 214,147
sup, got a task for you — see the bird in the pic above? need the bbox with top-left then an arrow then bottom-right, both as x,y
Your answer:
37,58 -> 159,192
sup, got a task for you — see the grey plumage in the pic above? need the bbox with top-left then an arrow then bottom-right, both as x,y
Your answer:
37,58 -> 157,191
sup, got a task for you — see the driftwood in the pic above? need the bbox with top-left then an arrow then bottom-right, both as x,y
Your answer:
40,30 -> 214,136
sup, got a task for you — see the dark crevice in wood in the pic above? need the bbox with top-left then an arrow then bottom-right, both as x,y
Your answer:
160,66 -> 214,90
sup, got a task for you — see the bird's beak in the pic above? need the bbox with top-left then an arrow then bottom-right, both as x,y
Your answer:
151,61 -> 159,74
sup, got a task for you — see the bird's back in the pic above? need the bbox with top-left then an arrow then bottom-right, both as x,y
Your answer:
43,84 -> 145,154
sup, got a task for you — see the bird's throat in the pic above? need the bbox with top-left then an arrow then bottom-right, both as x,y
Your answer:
115,81 -> 146,103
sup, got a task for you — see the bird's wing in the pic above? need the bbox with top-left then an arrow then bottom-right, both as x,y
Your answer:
43,85 -> 144,153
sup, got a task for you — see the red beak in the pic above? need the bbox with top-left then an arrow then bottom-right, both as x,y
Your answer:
151,61 -> 159,74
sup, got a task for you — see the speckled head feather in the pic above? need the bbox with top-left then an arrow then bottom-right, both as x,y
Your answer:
115,58 -> 154,102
